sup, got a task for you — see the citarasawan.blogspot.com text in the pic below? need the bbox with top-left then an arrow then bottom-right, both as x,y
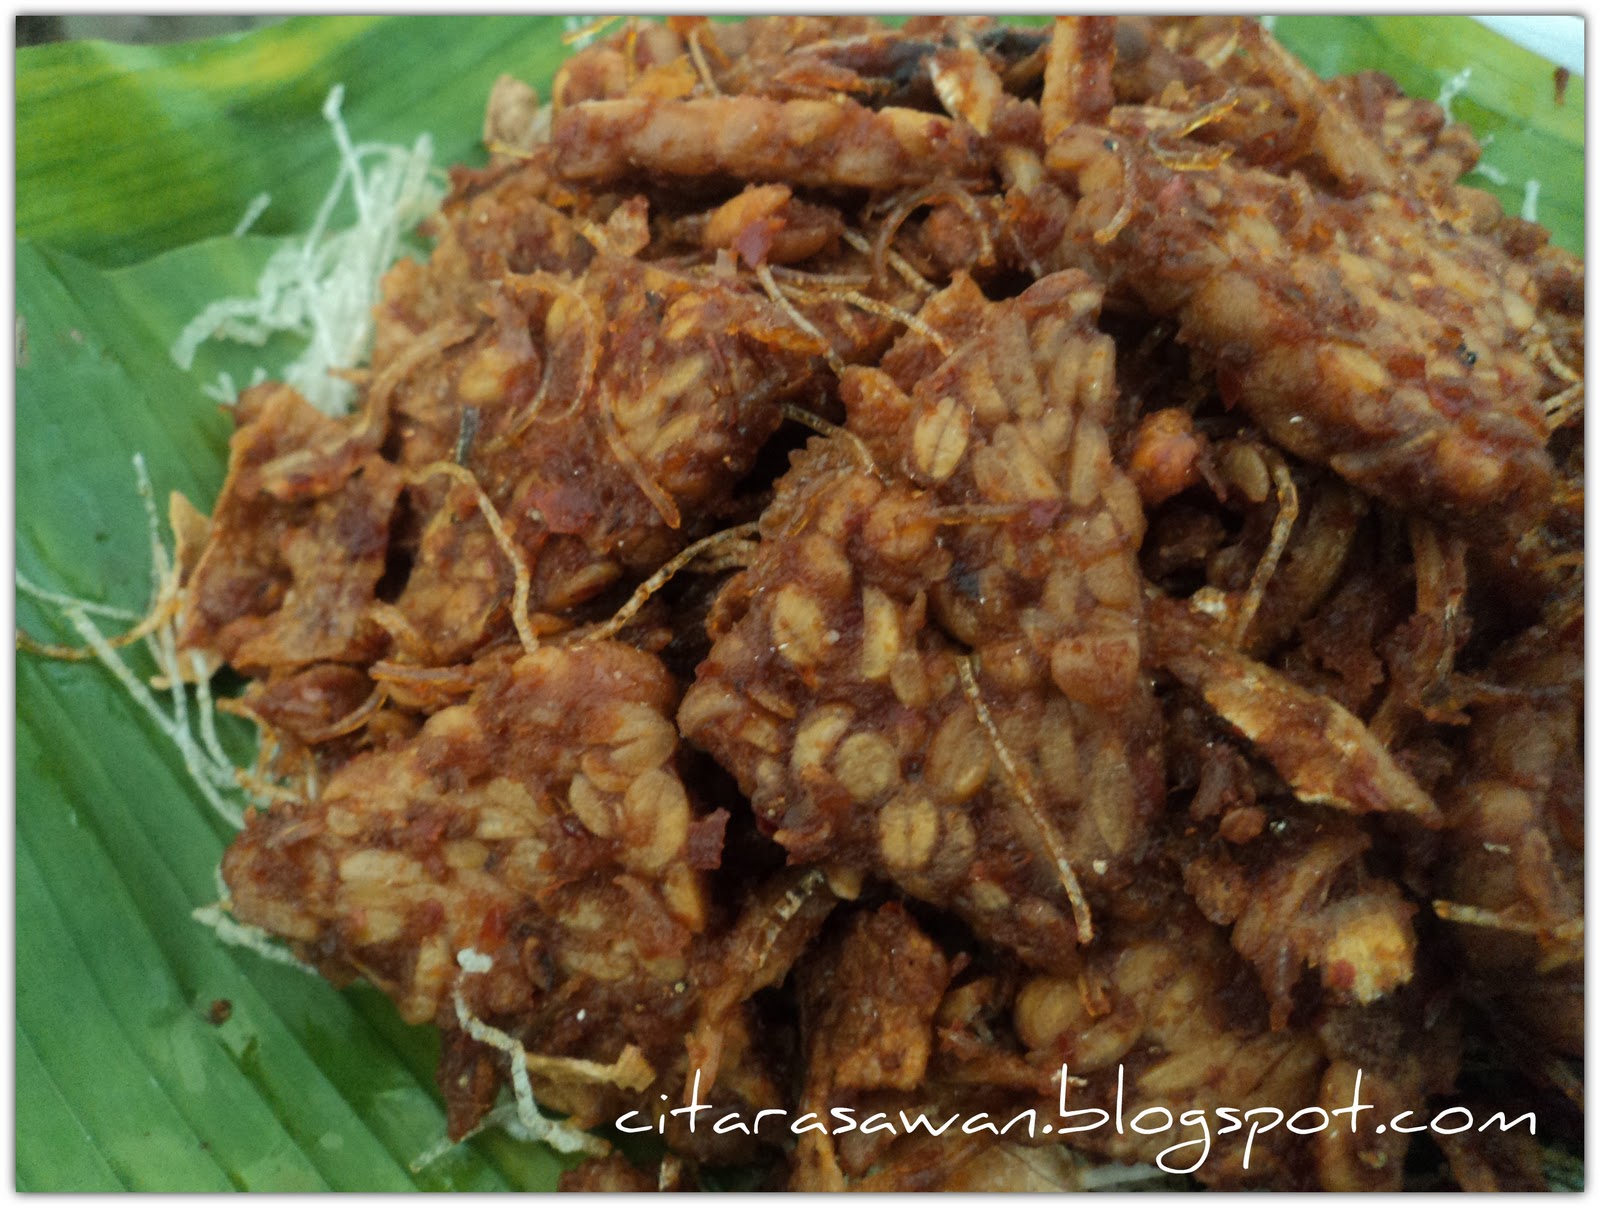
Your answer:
615,1067 -> 1538,1176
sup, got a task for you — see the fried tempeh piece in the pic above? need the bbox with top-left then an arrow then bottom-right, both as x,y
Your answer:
1162,680 -> 1423,1026
683,271 -> 1163,965
1008,886 -> 1327,1189
1046,122 -> 1555,538
223,642 -> 725,1134
684,866 -> 836,1102
1008,882 -> 1457,1190
1438,598 -> 1583,1057
787,901 -> 1084,1192
178,382 -> 402,674
372,149 -> 592,368
790,903 -> 954,1190
556,15 -> 1046,114
682,444 -> 1087,968
785,903 -> 1093,1192
1151,596 -> 1443,825
1182,811 -> 1419,1026
387,252 -> 825,662
552,95 -> 990,192
709,17 -> 1047,111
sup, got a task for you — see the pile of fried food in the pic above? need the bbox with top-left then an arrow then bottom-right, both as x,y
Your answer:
174,16 -> 1581,1191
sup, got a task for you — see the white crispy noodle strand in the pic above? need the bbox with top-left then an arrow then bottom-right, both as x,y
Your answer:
170,84 -> 445,415
17,458 -> 248,830
1435,66 -> 1472,123
231,192 -> 272,238
192,902 -> 316,973
14,579 -> 139,622
1521,177 -> 1542,223
449,951 -> 608,1157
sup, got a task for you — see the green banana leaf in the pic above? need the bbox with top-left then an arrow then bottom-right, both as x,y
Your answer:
15,15 -> 1584,1192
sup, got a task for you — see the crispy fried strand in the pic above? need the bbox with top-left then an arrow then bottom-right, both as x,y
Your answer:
580,522 -> 760,645
407,461 -> 539,653
958,654 -> 1094,945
